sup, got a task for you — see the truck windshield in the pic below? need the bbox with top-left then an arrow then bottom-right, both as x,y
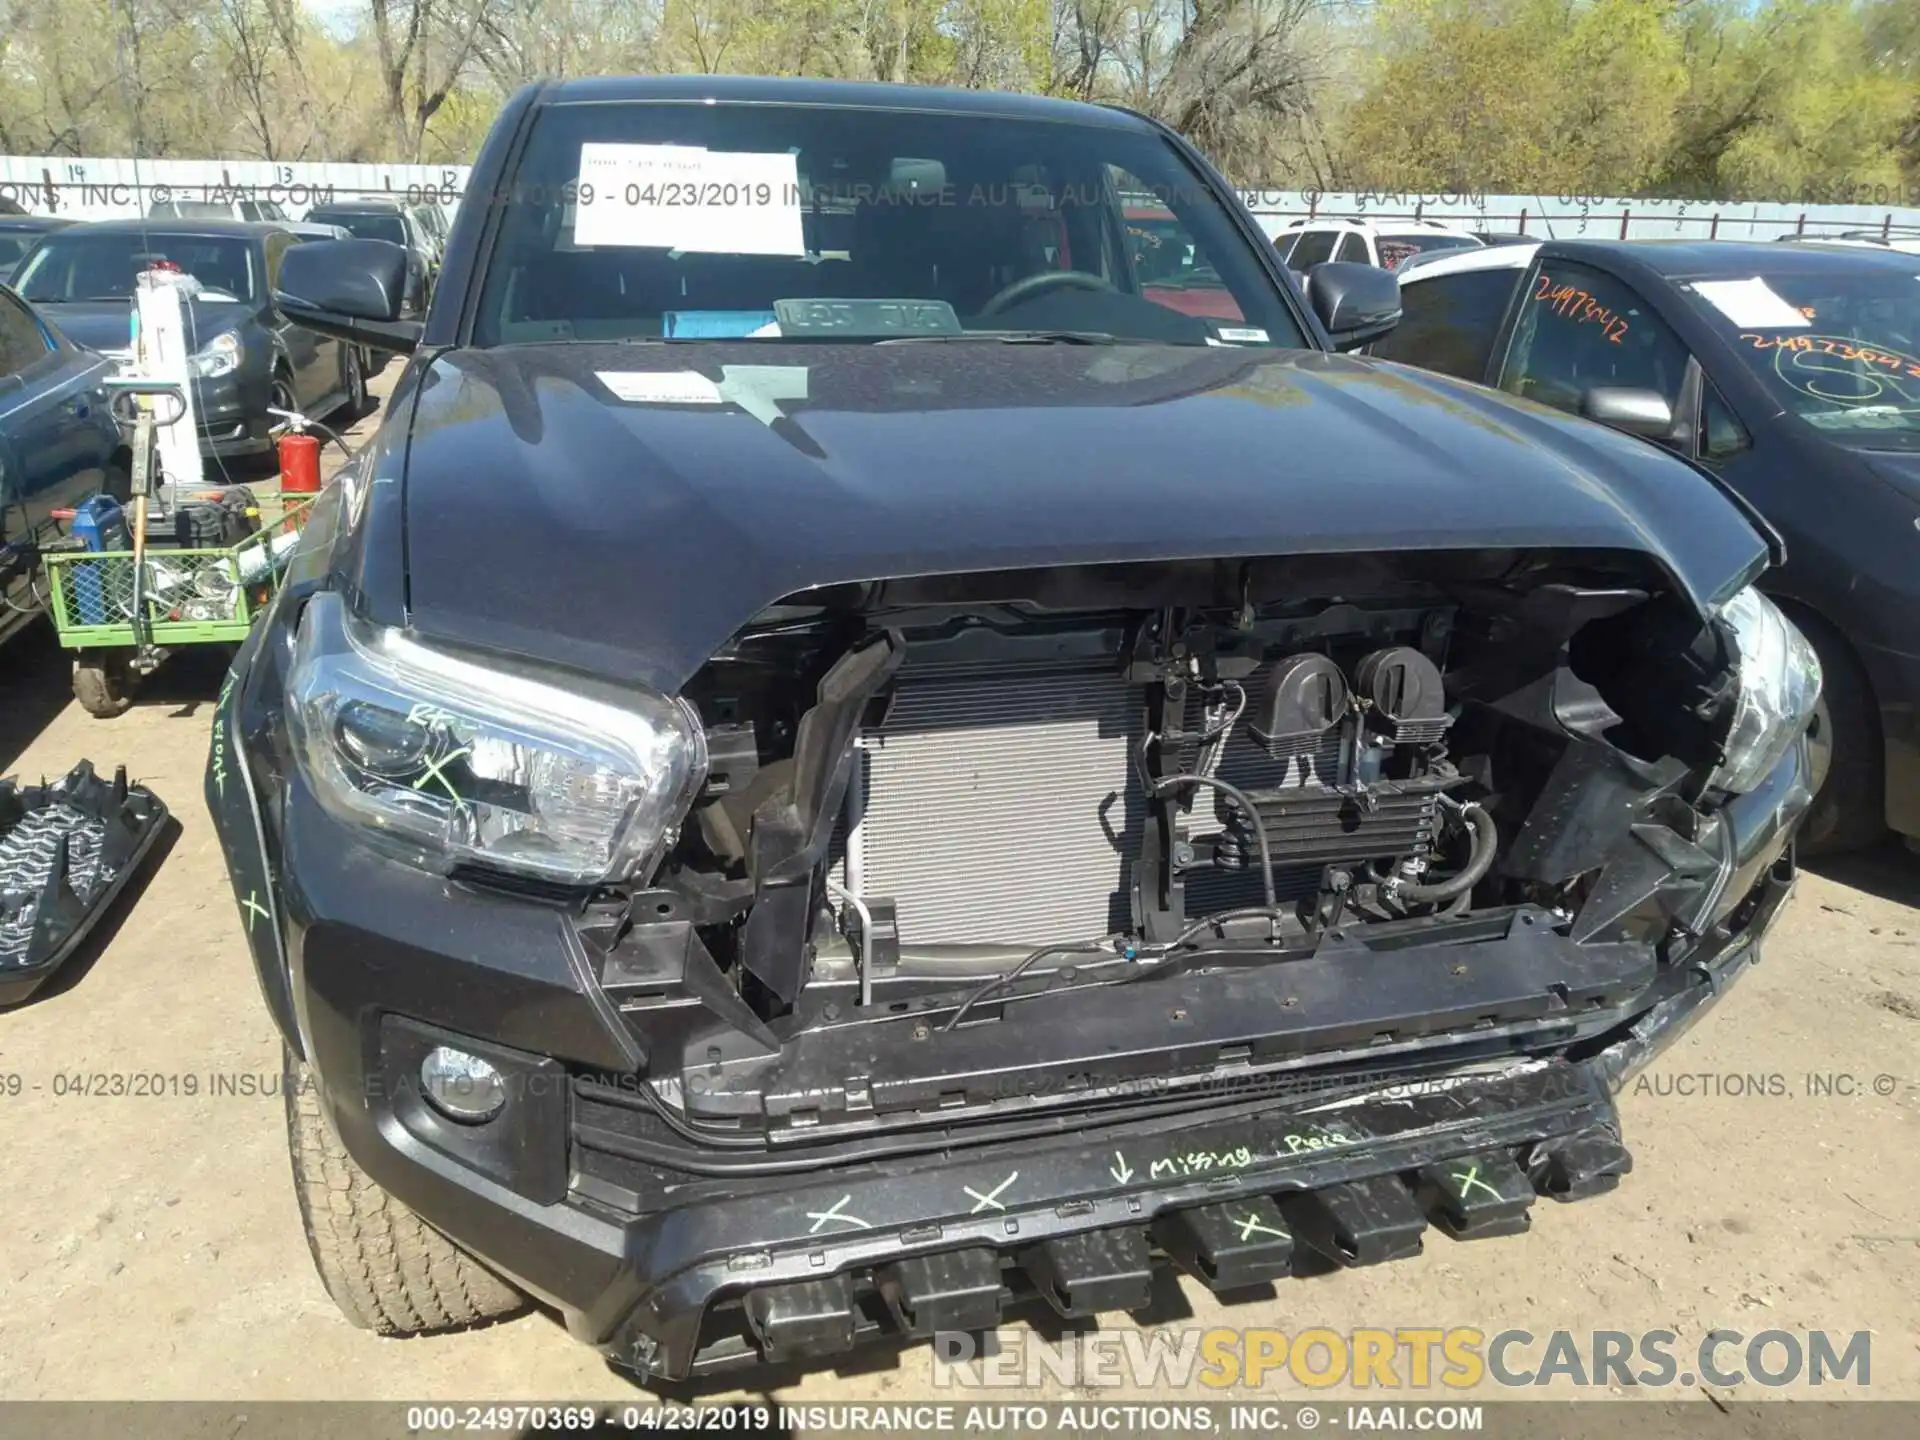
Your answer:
472,101 -> 1305,348
1682,267 -> 1920,449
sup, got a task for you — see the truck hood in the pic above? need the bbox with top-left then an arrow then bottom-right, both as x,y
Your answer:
399,343 -> 1771,691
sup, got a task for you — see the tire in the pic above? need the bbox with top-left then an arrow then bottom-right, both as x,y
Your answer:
283,1045 -> 526,1336
340,344 -> 368,421
270,369 -> 297,426
102,457 -> 132,505
71,652 -> 136,718
1791,608 -> 1885,857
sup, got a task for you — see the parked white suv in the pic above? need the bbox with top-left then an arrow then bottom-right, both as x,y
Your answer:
1273,217 -> 1484,274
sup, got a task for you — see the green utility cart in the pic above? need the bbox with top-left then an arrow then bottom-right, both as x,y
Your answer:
44,491 -> 315,716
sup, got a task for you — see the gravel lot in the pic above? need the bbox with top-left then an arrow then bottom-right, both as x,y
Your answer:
0,365 -> 1915,1404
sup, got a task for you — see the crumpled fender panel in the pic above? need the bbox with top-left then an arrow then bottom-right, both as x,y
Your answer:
0,761 -> 169,1006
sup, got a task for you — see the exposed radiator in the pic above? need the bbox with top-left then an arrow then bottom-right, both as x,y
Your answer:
837,661 -> 1322,946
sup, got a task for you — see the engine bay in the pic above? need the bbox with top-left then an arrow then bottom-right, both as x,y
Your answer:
587,549 -> 1755,1138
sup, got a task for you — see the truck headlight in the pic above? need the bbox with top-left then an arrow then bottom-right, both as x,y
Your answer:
190,331 -> 244,378
286,592 -> 706,885
1707,586 -> 1822,795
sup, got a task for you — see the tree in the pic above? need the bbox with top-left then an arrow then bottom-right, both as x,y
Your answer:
366,0 -> 499,162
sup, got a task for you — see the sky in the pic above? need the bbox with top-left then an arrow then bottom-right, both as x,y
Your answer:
300,0 -> 359,41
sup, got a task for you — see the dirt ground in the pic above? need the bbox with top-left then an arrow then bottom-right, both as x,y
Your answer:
0,364 -> 1915,1406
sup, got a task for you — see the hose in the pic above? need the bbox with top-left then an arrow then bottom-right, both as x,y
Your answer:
822,876 -> 874,1009
1149,772 -> 1279,913
1392,801 -> 1498,905
937,937 -> 1123,1034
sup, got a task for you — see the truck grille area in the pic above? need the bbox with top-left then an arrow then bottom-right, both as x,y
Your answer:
834,658 -> 1434,946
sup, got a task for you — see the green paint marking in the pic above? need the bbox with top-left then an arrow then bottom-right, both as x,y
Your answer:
240,892 -> 270,933
1233,1210 -> 1288,1242
412,746 -> 472,809
1451,1164 -> 1505,1202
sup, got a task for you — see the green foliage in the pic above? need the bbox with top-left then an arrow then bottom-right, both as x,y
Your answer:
1341,0 -> 1915,201
0,0 -> 1909,200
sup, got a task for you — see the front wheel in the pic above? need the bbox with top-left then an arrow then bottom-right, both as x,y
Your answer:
283,1045 -> 526,1335
72,651 -> 137,718
102,458 -> 132,505
1793,612 -> 1885,857
339,344 -> 369,421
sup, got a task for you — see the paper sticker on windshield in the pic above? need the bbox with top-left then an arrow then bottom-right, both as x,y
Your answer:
1215,327 -> 1269,344
1691,278 -> 1809,330
596,371 -> 723,405
573,144 -> 804,256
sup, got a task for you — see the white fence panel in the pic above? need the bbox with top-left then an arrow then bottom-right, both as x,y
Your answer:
0,157 -> 474,220
1238,190 -> 1920,243
6,159 -> 1920,240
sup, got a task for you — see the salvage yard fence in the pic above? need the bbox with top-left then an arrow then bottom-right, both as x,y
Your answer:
1236,190 -> 1920,245
4,157 -> 1919,244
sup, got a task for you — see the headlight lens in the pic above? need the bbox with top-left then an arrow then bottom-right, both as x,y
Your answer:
1708,586 -> 1822,794
190,330 -> 243,378
286,592 -> 706,885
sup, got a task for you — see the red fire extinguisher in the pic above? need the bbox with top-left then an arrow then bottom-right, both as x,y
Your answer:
278,429 -> 322,495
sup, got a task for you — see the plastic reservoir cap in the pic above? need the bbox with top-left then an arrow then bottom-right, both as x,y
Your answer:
1355,646 -> 1448,722
1252,652 -> 1351,745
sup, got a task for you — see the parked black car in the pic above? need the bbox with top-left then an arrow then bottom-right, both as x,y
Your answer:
0,281 -> 126,648
10,219 -> 367,463
212,76 -> 1815,1381
0,216 -> 76,285
301,200 -> 436,317
1373,239 -> 1920,854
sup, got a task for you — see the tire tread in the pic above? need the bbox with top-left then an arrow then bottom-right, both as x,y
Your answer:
283,1047 -> 524,1335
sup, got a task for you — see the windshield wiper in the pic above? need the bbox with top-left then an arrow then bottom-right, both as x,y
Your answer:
875,329 -> 1119,346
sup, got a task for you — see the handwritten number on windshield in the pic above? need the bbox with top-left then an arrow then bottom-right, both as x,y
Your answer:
1740,332 -> 1920,404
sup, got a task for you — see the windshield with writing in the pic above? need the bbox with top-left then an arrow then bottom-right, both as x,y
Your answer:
12,232 -> 257,304
474,101 -> 1304,348
1684,268 -> 1920,449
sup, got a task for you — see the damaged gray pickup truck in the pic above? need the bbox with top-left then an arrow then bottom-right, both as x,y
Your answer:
206,76 -> 1820,1380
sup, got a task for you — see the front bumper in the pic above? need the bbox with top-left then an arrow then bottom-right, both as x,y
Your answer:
204,609 -> 1812,1381
191,369 -> 274,457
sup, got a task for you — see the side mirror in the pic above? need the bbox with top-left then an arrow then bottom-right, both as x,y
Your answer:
275,238 -> 423,354
1306,262 -> 1402,351
1580,387 -> 1685,442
